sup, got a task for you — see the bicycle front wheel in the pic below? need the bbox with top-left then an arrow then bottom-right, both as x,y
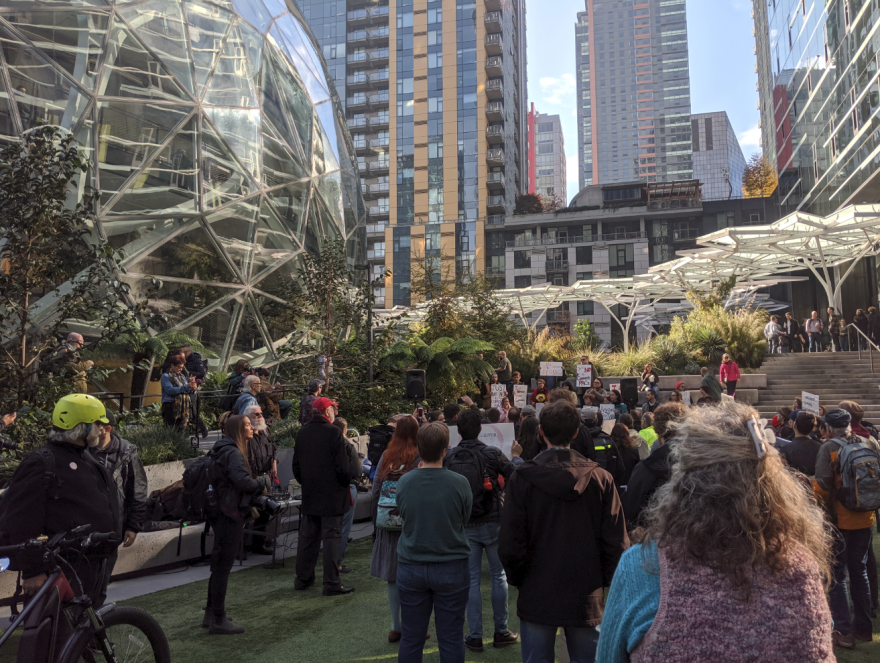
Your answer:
59,606 -> 171,663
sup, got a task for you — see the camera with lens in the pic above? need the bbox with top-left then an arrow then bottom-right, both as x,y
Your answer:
250,495 -> 282,517
0,436 -> 18,452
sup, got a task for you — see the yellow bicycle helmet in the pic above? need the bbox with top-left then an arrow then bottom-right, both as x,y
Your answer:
52,394 -> 110,430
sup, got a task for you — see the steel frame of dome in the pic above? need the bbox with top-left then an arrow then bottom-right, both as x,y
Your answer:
0,0 -> 366,367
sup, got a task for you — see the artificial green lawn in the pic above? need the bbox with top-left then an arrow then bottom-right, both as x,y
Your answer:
120,536 -> 880,663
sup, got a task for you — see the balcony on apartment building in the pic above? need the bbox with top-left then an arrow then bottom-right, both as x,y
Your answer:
362,180 -> 391,199
485,56 -> 503,77
504,231 -> 648,249
364,157 -> 390,174
486,147 -> 505,166
545,259 -> 569,272
486,101 -> 504,121
368,113 -> 390,128
346,5 -> 390,25
486,124 -> 504,144
486,214 -> 506,225
484,11 -> 502,33
366,221 -> 388,235
485,0 -> 502,11
368,205 -> 390,220
366,247 -> 386,259
487,195 -> 505,212
347,115 -> 368,130
485,33 -> 503,55
347,26 -> 389,47
346,69 -> 389,90
486,79 -> 503,99
487,171 -> 504,190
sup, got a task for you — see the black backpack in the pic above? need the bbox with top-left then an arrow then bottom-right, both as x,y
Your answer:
219,381 -> 243,412
592,433 -> 617,473
367,424 -> 396,468
180,454 -> 215,522
445,445 -> 497,520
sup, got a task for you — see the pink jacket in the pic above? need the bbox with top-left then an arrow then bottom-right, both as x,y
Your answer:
719,361 -> 741,383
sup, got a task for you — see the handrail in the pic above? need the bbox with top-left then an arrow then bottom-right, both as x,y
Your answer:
843,323 -> 880,374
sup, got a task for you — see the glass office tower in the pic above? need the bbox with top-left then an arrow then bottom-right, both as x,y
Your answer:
0,0 -> 365,367
576,0 -> 693,188
297,0 -> 528,305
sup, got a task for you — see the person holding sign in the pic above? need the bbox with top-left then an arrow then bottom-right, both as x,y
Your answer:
531,378 -> 549,406
641,364 -> 660,399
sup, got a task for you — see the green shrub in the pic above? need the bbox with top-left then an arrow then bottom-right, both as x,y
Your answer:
123,424 -> 202,465
650,335 -> 691,374
605,342 -> 656,376
271,418 -> 301,449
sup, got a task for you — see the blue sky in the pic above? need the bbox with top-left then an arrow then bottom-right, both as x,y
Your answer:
525,0 -> 760,200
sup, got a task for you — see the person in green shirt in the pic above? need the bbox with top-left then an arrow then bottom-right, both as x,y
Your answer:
639,412 -> 659,448
395,423 -> 473,662
700,366 -> 723,403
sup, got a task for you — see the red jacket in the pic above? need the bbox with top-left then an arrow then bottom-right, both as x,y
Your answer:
531,387 -> 549,405
719,361 -> 741,383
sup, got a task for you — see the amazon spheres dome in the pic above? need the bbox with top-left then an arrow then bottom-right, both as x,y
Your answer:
0,0 -> 365,366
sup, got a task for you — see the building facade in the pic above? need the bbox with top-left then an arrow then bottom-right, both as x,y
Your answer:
527,105 -> 567,203
575,0 -> 693,190
691,111 -> 746,200
753,0 -> 880,216
0,0 -> 366,369
296,0 -> 528,306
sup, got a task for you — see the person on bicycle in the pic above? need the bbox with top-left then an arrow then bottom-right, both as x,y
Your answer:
90,410 -> 148,607
0,394 -> 120,601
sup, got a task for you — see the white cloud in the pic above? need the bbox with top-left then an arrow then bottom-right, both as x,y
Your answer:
738,124 -> 762,154
538,73 -> 576,106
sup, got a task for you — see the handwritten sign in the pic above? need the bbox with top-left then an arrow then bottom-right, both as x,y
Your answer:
802,391 -> 820,415
512,384 -> 528,408
721,393 -> 735,403
576,364 -> 592,388
682,390 -> 692,406
602,420 -> 616,435
600,403 -> 617,422
448,423 -> 516,458
540,361 -> 564,377
535,402 -> 545,419
491,384 -> 506,408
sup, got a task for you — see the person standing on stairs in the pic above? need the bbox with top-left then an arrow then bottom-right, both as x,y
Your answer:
719,354 -> 740,397
805,311 -> 824,352
826,307 -> 842,353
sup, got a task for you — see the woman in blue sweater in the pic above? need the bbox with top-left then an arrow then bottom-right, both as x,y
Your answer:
160,356 -> 195,429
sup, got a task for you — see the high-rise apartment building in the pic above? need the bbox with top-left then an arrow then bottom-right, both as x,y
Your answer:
296,0 -> 528,306
575,0 -> 693,189
527,105 -> 567,203
691,111 -> 746,200
753,1 -> 880,215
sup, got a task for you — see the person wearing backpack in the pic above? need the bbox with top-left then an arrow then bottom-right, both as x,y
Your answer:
0,394 -> 120,603
369,416 -> 422,643
445,409 -> 520,653
813,408 -> 880,650
202,414 -> 265,635
298,379 -> 323,424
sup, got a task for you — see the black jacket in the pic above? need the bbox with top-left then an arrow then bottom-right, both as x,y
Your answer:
185,352 -> 207,380
868,312 -> 880,341
783,318 -> 801,337
571,423 -> 595,461
780,435 -> 823,476
585,424 -> 625,487
211,437 -> 263,521
90,434 -> 148,534
247,429 -> 277,476
445,439 -> 517,526
0,441 -> 120,578
292,417 -> 360,516
620,445 -> 641,485
621,442 -> 673,528
498,448 -> 628,627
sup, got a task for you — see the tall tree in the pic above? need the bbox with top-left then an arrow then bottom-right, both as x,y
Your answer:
742,153 -> 778,198
0,126 -> 155,410
514,193 -> 544,215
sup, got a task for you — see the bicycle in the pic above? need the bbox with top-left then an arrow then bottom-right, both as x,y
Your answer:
0,525 -> 170,663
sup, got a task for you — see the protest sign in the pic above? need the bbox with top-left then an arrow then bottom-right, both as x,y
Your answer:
682,390 -> 692,406
609,383 -> 620,394
513,384 -> 528,408
802,391 -> 820,415
448,423 -> 516,458
576,364 -> 592,388
600,403 -> 616,421
535,402 -> 545,419
539,361 -> 563,376
491,383 -> 506,408
602,420 -> 616,435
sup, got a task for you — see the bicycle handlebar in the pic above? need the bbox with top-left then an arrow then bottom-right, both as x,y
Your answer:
0,527 -> 119,558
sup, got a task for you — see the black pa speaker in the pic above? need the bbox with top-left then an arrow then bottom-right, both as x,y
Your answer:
620,378 -> 639,407
406,369 -> 426,400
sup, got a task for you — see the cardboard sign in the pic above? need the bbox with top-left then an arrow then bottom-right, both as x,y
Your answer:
609,383 -> 620,394
448,423 -> 516,458
539,361 -> 564,377
721,393 -> 735,403
601,420 -> 616,435
682,390 -> 692,406
802,391 -> 820,415
600,404 -> 617,421
576,364 -> 592,388
490,383 -> 506,408
535,402 -> 545,419
512,384 -> 528,408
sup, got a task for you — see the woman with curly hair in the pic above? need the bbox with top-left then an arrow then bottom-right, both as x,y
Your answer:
597,402 -> 835,663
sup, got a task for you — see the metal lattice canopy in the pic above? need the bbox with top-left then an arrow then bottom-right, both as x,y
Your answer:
689,205 -> 880,310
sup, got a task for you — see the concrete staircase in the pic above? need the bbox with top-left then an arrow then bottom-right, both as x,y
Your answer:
757,352 -> 880,421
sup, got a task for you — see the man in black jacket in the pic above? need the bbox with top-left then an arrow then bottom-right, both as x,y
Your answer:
292,397 -> 360,595
0,394 -> 119,602
580,408 -> 623,486
90,411 -> 148,607
780,411 -> 822,475
445,409 -> 519,652
498,400 -> 628,663
783,312 -> 804,353
621,401 -> 686,528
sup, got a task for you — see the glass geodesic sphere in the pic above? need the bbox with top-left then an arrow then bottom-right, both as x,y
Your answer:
0,0 -> 366,367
